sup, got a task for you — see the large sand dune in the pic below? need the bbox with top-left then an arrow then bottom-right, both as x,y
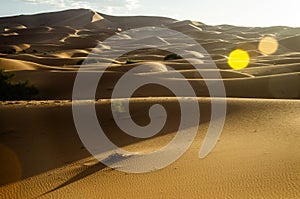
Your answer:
0,9 -> 299,198
0,9 -> 299,99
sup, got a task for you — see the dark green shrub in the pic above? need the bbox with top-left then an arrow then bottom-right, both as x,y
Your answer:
0,70 -> 38,100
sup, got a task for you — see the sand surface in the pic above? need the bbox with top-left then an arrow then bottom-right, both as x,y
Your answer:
0,98 -> 299,198
0,9 -> 299,198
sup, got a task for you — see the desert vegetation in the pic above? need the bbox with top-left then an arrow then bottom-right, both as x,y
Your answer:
0,69 -> 38,100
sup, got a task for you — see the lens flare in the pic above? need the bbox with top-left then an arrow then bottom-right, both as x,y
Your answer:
259,36 -> 279,55
228,49 -> 250,70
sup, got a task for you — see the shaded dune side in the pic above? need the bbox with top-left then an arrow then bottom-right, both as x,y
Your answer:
0,98 -> 216,184
10,70 -> 299,100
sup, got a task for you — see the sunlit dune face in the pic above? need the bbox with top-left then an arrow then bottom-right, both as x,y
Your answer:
258,36 -> 279,55
228,49 -> 250,70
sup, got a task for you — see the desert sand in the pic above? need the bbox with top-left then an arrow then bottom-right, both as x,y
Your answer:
0,9 -> 299,198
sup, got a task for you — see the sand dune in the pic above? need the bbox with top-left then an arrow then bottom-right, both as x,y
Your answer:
0,57 -> 46,71
280,35 -> 300,51
91,12 -> 104,23
0,10 -> 298,88
0,98 -> 299,198
0,9 -> 299,198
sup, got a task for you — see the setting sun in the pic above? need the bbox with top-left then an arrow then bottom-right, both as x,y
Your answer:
228,49 -> 250,70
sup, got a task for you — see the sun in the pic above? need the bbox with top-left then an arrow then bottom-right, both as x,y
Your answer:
228,49 -> 250,70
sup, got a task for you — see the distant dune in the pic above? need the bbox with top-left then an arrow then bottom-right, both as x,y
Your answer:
0,9 -> 299,99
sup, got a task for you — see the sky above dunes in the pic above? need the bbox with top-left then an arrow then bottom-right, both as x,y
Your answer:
1,0 -> 299,27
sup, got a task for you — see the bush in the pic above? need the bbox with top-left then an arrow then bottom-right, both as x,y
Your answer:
164,53 -> 182,61
0,70 -> 38,100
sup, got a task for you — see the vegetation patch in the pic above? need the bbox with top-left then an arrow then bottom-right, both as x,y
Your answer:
0,70 -> 38,100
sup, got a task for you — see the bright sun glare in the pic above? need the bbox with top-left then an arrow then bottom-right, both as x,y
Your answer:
228,49 -> 250,70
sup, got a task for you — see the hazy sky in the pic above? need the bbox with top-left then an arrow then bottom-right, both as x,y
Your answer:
1,0 -> 299,27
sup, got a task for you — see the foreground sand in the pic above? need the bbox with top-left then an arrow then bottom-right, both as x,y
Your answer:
0,98 -> 299,198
